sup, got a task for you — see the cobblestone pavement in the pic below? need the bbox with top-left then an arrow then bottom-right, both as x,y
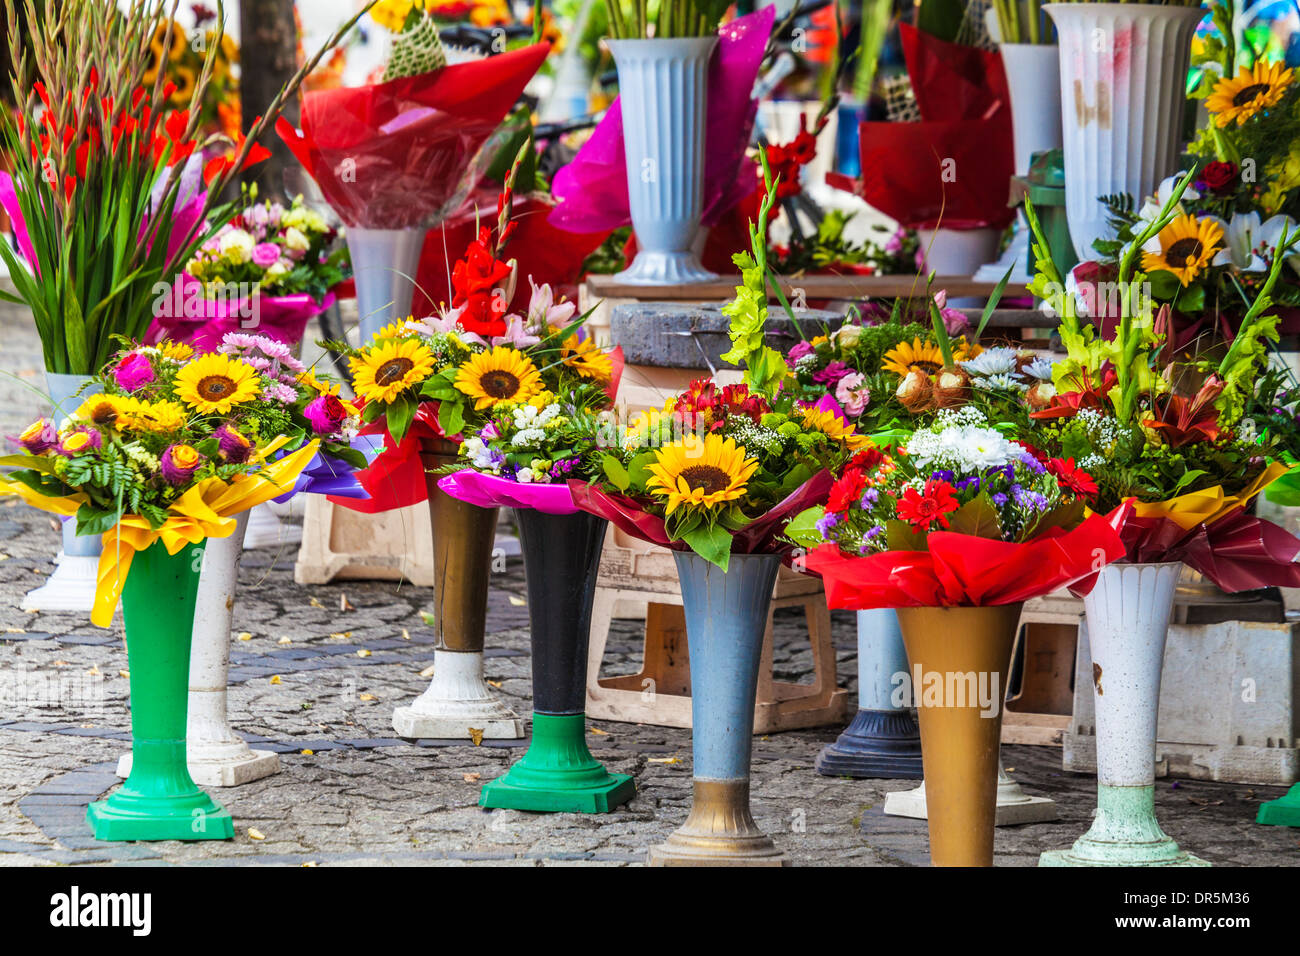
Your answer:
1,297 -> 1298,867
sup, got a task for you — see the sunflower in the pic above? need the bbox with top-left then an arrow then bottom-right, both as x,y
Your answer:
1207,61 -> 1294,128
157,340 -> 194,363
121,400 -> 189,434
795,406 -> 870,451
349,338 -> 436,405
882,338 -> 947,378
74,395 -> 135,430
1140,214 -> 1224,286
560,333 -> 613,382
454,347 -> 543,410
170,66 -> 196,107
646,433 -> 759,515
174,353 -> 261,414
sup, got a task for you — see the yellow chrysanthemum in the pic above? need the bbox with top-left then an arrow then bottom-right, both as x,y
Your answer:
454,347 -> 543,411
646,433 -> 759,516
74,394 -> 135,430
157,341 -> 194,363
349,338 -> 436,405
622,401 -> 680,450
1207,60 -> 1294,128
795,406 -> 870,451
173,353 -> 261,414
121,400 -> 189,434
560,333 -> 613,382
882,338 -> 947,378
1140,214 -> 1224,286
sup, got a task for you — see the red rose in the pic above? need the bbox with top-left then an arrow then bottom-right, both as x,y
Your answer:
895,479 -> 960,531
1199,161 -> 1239,195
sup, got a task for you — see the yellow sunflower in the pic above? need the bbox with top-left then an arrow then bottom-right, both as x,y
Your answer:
121,400 -> 189,434
373,318 -> 417,341
349,338 -> 436,405
560,333 -> 613,382
454,347 -> 543,411
646,433 -> 759,516
74,395 -> 136,430
1207,60 -> 1294,128
882,338 -> 948,378
157,341 -> 194,363
1140,214 -> 1224,286
795,407 -> 870,451
173,353 -> 261,414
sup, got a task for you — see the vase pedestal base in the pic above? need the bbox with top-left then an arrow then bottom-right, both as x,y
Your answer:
647,780 -> 789,867
1039,785 -> 1208,866
884,770 -> 1058,826
115,747 -> 281,788
815,708 -> 924,779
1256,783 -> 1300,826
392,649 -> 524,740
87,783 -> 234,843
478,714 -> 634,813
614,250 -> 718,286
21,553 -> 100,612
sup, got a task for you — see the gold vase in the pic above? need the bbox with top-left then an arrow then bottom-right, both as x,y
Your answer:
894,604 -> 1023,867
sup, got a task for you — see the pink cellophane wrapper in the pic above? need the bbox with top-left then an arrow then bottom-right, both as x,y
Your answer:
438,470 -> 579,514
277,44 -> 550,229
547,7 -> 773,234
146,273 -> 335,350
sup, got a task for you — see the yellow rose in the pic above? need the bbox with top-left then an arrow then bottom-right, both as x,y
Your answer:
169,444 -> 203,469
61,432 -> 92,453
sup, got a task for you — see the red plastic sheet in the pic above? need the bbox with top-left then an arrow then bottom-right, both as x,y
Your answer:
805,513 -> 1126,609
277,45 -> 550,229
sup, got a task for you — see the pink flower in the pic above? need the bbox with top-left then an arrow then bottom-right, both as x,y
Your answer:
491,313 -> 542,349
304,394 -> 349,435
160,443 -> 205,485
528,277 -> 576,330
788,341 -> 814,362
114,352 -> 155,392
835,372 -> 870,417
252,242 -> 281,269
812,361 -> 852,386
215,424 -> 254,463
14,418 -> 57,453
56,427 -> 102,457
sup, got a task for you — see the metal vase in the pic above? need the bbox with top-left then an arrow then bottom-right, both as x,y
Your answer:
345,226 -> 427,342
1045,3 -> 1204,261
816,609 -> 922,778
1041,562 -> 1209,866
647,551 -> 787,866
391,439 -> 523,739
894,603 -> 1023,867
607,36 -> 720,285
478,509 -> 635,813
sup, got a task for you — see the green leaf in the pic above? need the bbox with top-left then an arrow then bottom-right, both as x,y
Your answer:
680,520 -> 733,571
885,519 -> 927,551
974,262 -> 1016,343
1146,270 -> 1181,299
73,502 -> 123,538
946,493 -> 1002,539
601,456 -> 631,492
785,506 -> 826,547
626,450 -> 657,491
387,395 -> 416,443
437,399 -> 465,439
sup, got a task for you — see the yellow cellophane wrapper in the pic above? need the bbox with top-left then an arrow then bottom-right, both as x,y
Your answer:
0,440 -> 319,627
1128,461 -> 1288,532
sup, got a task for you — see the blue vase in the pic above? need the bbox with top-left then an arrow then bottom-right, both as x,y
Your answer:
816,609 -> 923,778
607,36 -> 720,285
646,551 -> 788,866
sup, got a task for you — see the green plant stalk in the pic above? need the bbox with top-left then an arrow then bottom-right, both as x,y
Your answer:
1219,224 -> 1297,376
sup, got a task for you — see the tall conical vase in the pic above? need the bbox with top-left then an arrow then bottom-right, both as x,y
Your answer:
1045,3 -> 1204,262
22,373 -> 102,613
114,512 -> 280,786
1041,562 -> 1208,866
479,509 -> 635,812
392,440 -> 523,739
346,226 -> 427,342
894,604 -> 1023,867
816,609 -> 923,778
87,541 -> 234,841
648,551 -> 787,866
607,36 -> 719,285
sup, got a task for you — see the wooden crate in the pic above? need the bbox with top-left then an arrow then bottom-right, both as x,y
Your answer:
1002,592 -> 1083,747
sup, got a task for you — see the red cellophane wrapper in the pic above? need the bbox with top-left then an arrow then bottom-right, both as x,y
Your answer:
277,44 -> 550,229
1106,503 -> 1300,592
567,470 -> 834,556
826,25 -> 1014,230
804,513 -> 1126,609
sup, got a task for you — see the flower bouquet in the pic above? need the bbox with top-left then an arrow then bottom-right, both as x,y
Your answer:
0,339 -> 325,842
437,391 -> 636,812
148,192 -> 350,351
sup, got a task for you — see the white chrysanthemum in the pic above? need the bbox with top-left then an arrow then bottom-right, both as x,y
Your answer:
1021,357 -> 1054,381
954,427 -> 1016,470
960,347 -> 1018,377
974,373 -> 1029,392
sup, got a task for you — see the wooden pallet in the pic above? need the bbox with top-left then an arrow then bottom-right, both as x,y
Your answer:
1002,592 -> 1084,747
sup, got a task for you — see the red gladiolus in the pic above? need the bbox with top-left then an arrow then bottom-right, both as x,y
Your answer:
1045,457 -> 1098,497
451,226 -> 514,337
895,479 -> 960,531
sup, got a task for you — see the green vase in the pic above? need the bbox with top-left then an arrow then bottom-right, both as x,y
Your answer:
1256,783 -> 1300,827
86,540 -> 234,841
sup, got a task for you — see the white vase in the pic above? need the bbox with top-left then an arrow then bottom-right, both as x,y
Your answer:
21,373 -> 102,613
1045,3 -> 1205,262
917,227 -> 1001,308
608,36 -> 719,285
1041,562 -> 1208,866
346,226 -> 427,342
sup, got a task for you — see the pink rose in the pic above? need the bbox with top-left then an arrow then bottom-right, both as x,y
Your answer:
835,372 -> 870,417
114,352 -> 155,392
252,242 -> 281,269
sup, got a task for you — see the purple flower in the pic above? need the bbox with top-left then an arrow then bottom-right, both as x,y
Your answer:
215,424 -> 254,463
15,419 -> 58,453
1014,487 -> 1049,511
992,492 -> 1008,507
812,361 -> 853,386
955,475 -> 981,491
480,421 -> 501,441
861,487 -> 879,508
160,443 -> 204,486
56,427 -> 102,457
930,469 -> 955,483
788,341 -> 815,362
1017,451 -> 1046,475
815,512 -> 840,538
252,242 -> 281,269
303,394 -> 349,435
114,352 -> 155,392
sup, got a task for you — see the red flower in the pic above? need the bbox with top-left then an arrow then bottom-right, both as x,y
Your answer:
1045,458 -> 1098,498
1200,161 -> 1239,195
1014,440 -> 1049,464
827,468 -> 868,514
450,226 -> 514,338
718,383 -> 769,424
895,480 -> 960,531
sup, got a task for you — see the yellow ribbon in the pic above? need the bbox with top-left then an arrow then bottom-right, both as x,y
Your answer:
1129,461 -> 1287,532
1,440 -> 319,627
